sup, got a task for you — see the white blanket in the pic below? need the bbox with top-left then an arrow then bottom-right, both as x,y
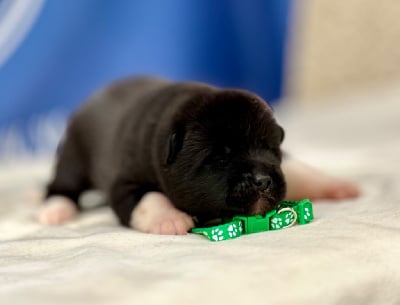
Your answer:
1,87 -> 399,305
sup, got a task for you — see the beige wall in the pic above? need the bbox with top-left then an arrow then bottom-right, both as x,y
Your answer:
285,0 -> 400,101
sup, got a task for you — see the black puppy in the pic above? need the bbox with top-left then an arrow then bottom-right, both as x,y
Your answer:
41,77 -> 286,234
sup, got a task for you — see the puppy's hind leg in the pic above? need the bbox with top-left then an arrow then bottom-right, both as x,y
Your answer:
38,196 -> 78,225
39,136 -> 90,225
282,158 -> 360,201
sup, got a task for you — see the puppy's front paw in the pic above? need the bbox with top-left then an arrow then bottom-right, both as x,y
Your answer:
38,196 -> 78,225
130,192 -> 194,235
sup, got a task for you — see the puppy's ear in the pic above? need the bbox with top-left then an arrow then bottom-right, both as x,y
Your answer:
166,126 -> 185,164
278,126 -> 285,143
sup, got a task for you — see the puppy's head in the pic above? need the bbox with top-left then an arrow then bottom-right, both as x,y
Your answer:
161,89 -> 286,223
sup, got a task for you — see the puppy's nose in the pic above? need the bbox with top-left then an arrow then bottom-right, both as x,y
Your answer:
253,174 -> 272,191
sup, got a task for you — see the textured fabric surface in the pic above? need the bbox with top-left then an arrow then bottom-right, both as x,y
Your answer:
1,87 -> 399,305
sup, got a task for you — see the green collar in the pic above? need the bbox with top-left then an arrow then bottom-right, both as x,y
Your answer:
191,199 -> 314,242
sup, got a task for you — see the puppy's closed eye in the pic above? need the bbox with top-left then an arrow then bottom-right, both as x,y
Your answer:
166,126 -> 185,164
278,126 -> 285,143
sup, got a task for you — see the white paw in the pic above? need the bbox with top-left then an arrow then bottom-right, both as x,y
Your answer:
38,196 -> 78,225
130,192 -> 194,235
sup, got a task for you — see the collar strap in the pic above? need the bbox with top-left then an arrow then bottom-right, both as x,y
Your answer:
191,199 -> 314,242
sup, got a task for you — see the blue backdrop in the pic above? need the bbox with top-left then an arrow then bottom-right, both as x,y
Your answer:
0,0 -> 292,152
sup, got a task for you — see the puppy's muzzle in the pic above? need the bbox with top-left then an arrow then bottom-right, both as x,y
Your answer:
228,172 -> 274,210
253,173 -> 272,193
230,173 -> 273,197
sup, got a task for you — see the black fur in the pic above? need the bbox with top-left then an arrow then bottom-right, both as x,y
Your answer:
47,77 -> 286,226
